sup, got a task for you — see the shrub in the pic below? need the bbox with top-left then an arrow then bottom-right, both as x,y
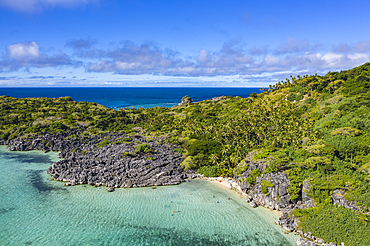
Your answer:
197,166 -> 218,177
185,140 -> 222,156
181,156 -> 195,170
235,161 -> 249,176
331,127 -> 361,137
261,180 -> 274,195
98,140 -> 112,148
250,92 -> 258,98
304,98 -> 315,104
173,148 -> 184,154
287,93 -> 303,102
247,169 -> 262,185
135,143 -> 152,153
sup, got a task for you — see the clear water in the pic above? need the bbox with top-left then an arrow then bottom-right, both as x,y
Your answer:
0,146 -> 298,245
0,87 -> 261,109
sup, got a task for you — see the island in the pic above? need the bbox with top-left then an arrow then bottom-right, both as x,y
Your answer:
1,63 -> 370,246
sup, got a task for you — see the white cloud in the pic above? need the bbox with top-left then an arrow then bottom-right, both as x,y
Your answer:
273,37 -> 310,55
355,41 -> 370,53
7,41 -> 39,58
0,0 -> 98,12
1,41 -> 77,72
197,49 -> 209,63
316,52 -> 368,68
3,38 -> 369,86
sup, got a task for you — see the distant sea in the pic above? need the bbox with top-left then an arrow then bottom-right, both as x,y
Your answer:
0,87 -> 261,109
0,87 -> 299,245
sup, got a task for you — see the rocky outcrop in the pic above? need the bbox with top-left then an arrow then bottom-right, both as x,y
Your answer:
2,131 -> 186,189
235,155 -> 294,211
210,96 -> 226,102
242,172 -> 292,210
178,95 -> 193,106
331,189 -> 359,211
302,181 -> 314,208
297,238 -> 316,246
233,155 -> 334,245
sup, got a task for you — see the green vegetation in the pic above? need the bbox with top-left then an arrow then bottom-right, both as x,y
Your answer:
261,180 -> 274,195
247,169 -> 262,185
197,166 -> 218,177
2,63 -> 370,244
293,204 -> 369,245
98,140 -> 111,148
113,137 -> 132,144
134,143 -> 152,153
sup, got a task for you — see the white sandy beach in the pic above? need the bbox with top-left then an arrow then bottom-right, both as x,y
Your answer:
196,176 -> 300,244
198,176 -> 283,217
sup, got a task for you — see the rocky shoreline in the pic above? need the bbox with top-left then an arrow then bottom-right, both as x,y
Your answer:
233,153 -> 358,246
0,130 -> 187,190
0,131 -> 359,246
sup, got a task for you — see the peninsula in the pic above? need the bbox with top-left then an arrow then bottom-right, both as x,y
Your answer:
1,63 -> 370,246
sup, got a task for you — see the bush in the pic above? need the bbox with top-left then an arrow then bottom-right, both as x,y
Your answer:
135,143 -> 152,153
185,140 -> 222,156
173,148 -> 184,154
197,166 -> 218,177
250,92 -> 258,98
247,169 -> 262,185
181,156 -> 196,170
304,98 -> 315,104
98,140 -> 112,148
261,180 -> 274,195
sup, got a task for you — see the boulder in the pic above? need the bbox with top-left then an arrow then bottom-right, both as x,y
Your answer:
297,238 -> 316,246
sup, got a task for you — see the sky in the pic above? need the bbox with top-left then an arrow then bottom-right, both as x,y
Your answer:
0,0 -> 369,87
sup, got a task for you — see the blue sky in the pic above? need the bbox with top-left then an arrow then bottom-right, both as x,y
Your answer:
0,0 -> 369,87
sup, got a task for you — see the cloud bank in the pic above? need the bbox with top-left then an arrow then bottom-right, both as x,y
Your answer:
80,38 -> 369,78
0,41 -> 76,72
0,0 -> 98,12
1,38 -> 369,84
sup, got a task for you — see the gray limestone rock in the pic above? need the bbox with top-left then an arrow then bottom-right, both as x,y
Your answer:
331,189 -> 359,211
249,201 -> 257,207
4,131 -> 186,189
297,238 -> 316,246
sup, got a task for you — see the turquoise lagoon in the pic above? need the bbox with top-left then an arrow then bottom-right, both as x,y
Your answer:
0,146 -> 299,245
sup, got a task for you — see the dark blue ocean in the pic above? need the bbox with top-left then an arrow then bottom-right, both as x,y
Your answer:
0,87 -> 260,109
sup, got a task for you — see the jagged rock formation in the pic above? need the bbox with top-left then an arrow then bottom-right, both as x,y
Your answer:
233,155 -> 349,245
331,189 -> 359,211
178,95 -> 193,106
297,238 -> 316,246
1,131 -> 186,189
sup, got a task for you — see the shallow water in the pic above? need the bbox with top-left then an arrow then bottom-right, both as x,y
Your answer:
0,146 -> 298,245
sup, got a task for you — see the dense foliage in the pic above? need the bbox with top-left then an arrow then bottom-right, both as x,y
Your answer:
293,204 -> 369,245
2,63 -> 370,245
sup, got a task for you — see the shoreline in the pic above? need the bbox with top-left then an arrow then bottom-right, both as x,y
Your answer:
196,176 -> 299,245
1,144 -> 298,245
197,176 -> 283,217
